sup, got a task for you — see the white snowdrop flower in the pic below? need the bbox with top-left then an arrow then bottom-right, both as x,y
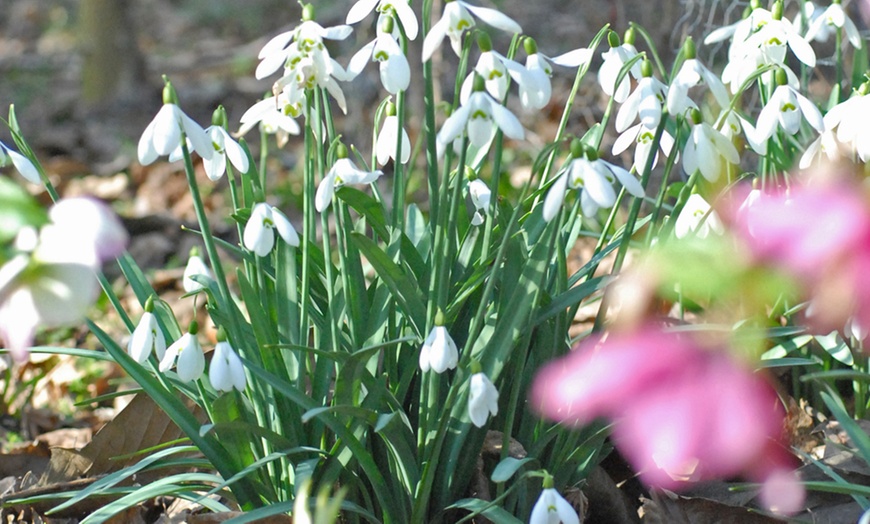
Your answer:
799,129 -> 841,169
823,82 -> 870,161
519,38 -> 592,111
675,193 -> 724,239
468,178 -> 491,226
182,248 -> 213,293
612,123 -> 675,174
202,125 -> 249,180
468,371 -> 498,427
598,29 -> 642,104
210,338 -> 247,393
422,0 -> 521,62
667,38 -> 730,116
238,93 -> 303,147
160,326 -> 205,383
543,140 -> 644,222
128,297 -> 166,364
717,110 -> 768,156
459,48 -> 528,103
529,483 -> 579,524
316,145 -> 384,212
682,110 -> 740,183
346,0 -> 419,40
0,140 -> 40,184
376,103 -> 411,166
244,203 -> 300,257
347,17 -> 410,94
805,0 -> 863,48
756,73 -> 825,141
437,80 -> 525,154
419,323 -> 459,373
138,81 -> 213,166
615,60 -> 667,133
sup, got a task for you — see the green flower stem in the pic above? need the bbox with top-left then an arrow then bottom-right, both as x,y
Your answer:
836,27 -> 843,103
259,126 -> 269,198
645,118 -> 682,246
299,95 -> 318,347
422,0 -> 440,231
392,89 -> 408,230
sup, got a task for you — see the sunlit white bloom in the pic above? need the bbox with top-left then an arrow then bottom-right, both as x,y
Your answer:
419,325 -> 459,373
422,0 -> 521,62
667,58 -> 729,116
255,20 -> 352,80
316,156 -> 384,212
138,104 -> 214,166
795,2 -> 828,40
740,10 -> 816,68
238,94 -> 303,147
522,50 -> 589,110
756,83 -> 825,140
529,487 -> 579,524
0,198 -> 127,361
348,31 -> 410,94
598,42 -> 642,103
542,150 -> 644,222
460,50 -> 528,102
346,0 -> 419,40
675,193 -> 724,239
682,117 -> 740,182
823,87 -> 870,161
128,312 -> 166,364
468,179 -> 491,226
437,91 -> 525,153
0,140 -> 40,184
615,75 -> 668,132
210,340 -> 247,392
468,372 -> 498,427
160,331 -> 205,382
806,2 -> 863,48
612,123 -> 675,174
799,129 -> 841,168
376,114 -> 411,165
202,126 -> 249,180
243,203 -> 300,256
182,252 -> 213,293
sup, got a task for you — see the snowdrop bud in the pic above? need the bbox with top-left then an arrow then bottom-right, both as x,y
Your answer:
682,37 -> 696,60
607,30 -> 620,48
212,105 -> 228,128
162,77 -> 179,105
524,37 -> 538,55
302,3 -> 315,21
476,32 -> 493,52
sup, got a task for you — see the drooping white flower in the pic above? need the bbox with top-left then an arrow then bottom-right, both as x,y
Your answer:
128,301 -> 166,364
598,31 -> 642,103
347,18 -> 410,94
346,0 -> 419,40
615,61 -> 667,132
805,1 -> 863,48
138,83 -> 214,166
459,39 -> 529,103
243,203 -> 300,257
419,324 -> 459,373
823,83 -> 870,161
518,39 -> 592,110
376,111 -> 411,166
210,339 -> 247,392
238,93 -> 303,147
667,38 -> 729,116
468,371 -> 498,427
255,15 -> 353,81
529,486 -> 579,524
437,87 -> 525,154
612,123 -> 675,174
316,147 -> 384,212
203,126 -> 249,180
682,111 -> 740,183
468,178 -> 491,226
756,80 -> 825,141
543,141 -> 644,222
160,328 -> 205,383
675,193 -> 725,239
0,140 -> 40,184
182,249 -> 213,293
422,0 -> 521,62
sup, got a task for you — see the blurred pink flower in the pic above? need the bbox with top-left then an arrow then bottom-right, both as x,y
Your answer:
531,327 -> 803,514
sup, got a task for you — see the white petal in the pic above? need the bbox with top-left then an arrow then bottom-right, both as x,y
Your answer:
795,91 -> 824,133
460,2 -> 521,33
258,30 -> 295,59
489,101 -> 525,140
320,25 -> 353,41
606,161 -> 645,197
787,32 -> 816,67
612,124 -> 639,155
542,172 -> 569,222
380,53 -> 411,93
438,104 -> 471,145
244,203 -> 276,256
421,18 -> 448,62
551,48 -> 592,67
152,105 -> 182,156
271,207 -> 300,247
393,1 -> 419,40
347,0 -> 379,24
315,173 -> 337,212
348,40 -> 376,79
177,337 -> 205,382
6,149 -> 40,184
